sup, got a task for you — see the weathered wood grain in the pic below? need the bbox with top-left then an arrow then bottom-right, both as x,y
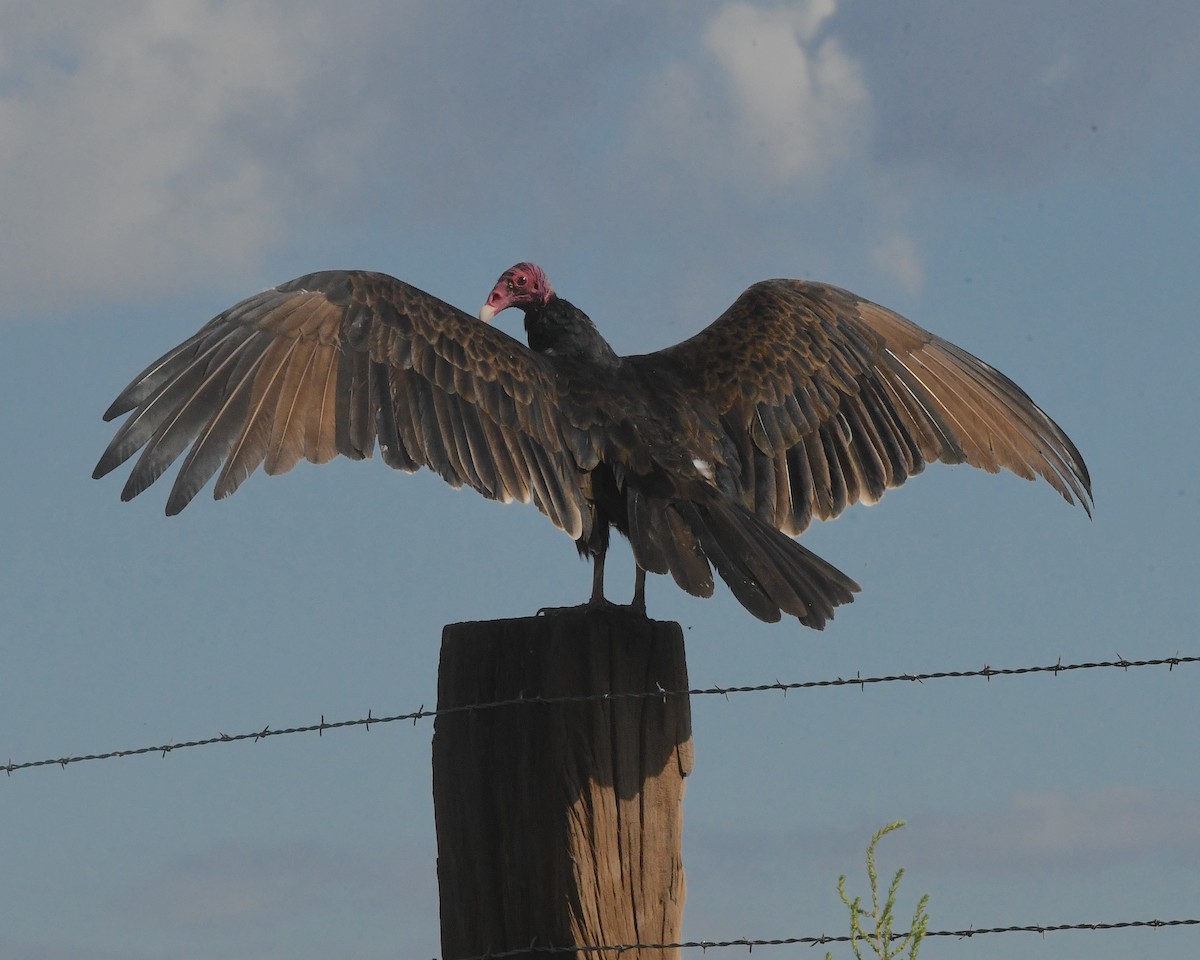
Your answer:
433,609 -> 692,960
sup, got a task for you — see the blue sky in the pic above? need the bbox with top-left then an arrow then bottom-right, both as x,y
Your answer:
2,2 -> 1198,958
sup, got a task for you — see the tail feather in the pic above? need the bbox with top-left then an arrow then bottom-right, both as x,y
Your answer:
738,504 -> 856,624
675,501 -> 786,622
628,489 -> 714,597
627,491 -> 860,628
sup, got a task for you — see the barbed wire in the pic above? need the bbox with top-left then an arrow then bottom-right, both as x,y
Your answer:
5,653 -> 1195,776
441,917 -> 1200,959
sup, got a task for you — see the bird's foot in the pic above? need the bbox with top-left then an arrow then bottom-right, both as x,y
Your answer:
536,597 -> 648,619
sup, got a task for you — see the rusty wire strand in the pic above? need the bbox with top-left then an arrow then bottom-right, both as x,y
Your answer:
442,917 -> 1200,959
4,653 -> 1195,776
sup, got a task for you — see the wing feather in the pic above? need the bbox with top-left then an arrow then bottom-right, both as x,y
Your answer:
215,337 -> 295,498
95,322 -> 252,479
95,270 -> 590,538
638,279 -> 1092,533
266,336 -> 322,476
163,334 -> 270,514
478,415 -> 527,504
303,345 -> 339,465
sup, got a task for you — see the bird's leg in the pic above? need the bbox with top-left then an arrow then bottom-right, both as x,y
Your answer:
538,548 -> 607,616
538,546 -> 646,618
631,565 -> 647,615
590,547 -> 607,604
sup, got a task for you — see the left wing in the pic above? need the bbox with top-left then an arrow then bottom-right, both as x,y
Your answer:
633,279 -> 1092,535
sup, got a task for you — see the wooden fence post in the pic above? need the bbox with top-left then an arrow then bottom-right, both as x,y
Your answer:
432,608 -> 693,960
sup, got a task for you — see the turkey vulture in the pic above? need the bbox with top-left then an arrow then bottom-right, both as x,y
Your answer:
94,263 -> 1091,626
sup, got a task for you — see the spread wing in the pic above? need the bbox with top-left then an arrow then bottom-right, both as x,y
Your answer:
637,279 -> 1092,535
93,270 -> 591,538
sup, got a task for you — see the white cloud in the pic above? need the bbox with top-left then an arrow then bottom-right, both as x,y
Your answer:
0,2 -> 366,312
0,3 -> 709,316
588,0 -> 912,308
702,0 -> 870,183
625,0 -> 871,196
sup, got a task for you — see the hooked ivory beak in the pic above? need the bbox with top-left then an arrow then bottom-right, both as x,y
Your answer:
478,303 -> 498,322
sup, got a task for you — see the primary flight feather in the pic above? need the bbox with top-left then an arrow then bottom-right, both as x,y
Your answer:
95,263 -> 1091,626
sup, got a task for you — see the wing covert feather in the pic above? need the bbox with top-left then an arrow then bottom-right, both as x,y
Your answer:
95,270 -> 591,538
638,279 -> 1091,534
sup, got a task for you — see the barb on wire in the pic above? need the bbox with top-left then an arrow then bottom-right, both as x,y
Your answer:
4,653 -> 1195,776
442,917 -> 1200,959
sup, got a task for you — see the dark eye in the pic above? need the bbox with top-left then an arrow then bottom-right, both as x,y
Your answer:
516,275 -> 527,287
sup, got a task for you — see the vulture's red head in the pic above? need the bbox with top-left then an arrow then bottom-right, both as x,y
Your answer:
479,262 -> 554,321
